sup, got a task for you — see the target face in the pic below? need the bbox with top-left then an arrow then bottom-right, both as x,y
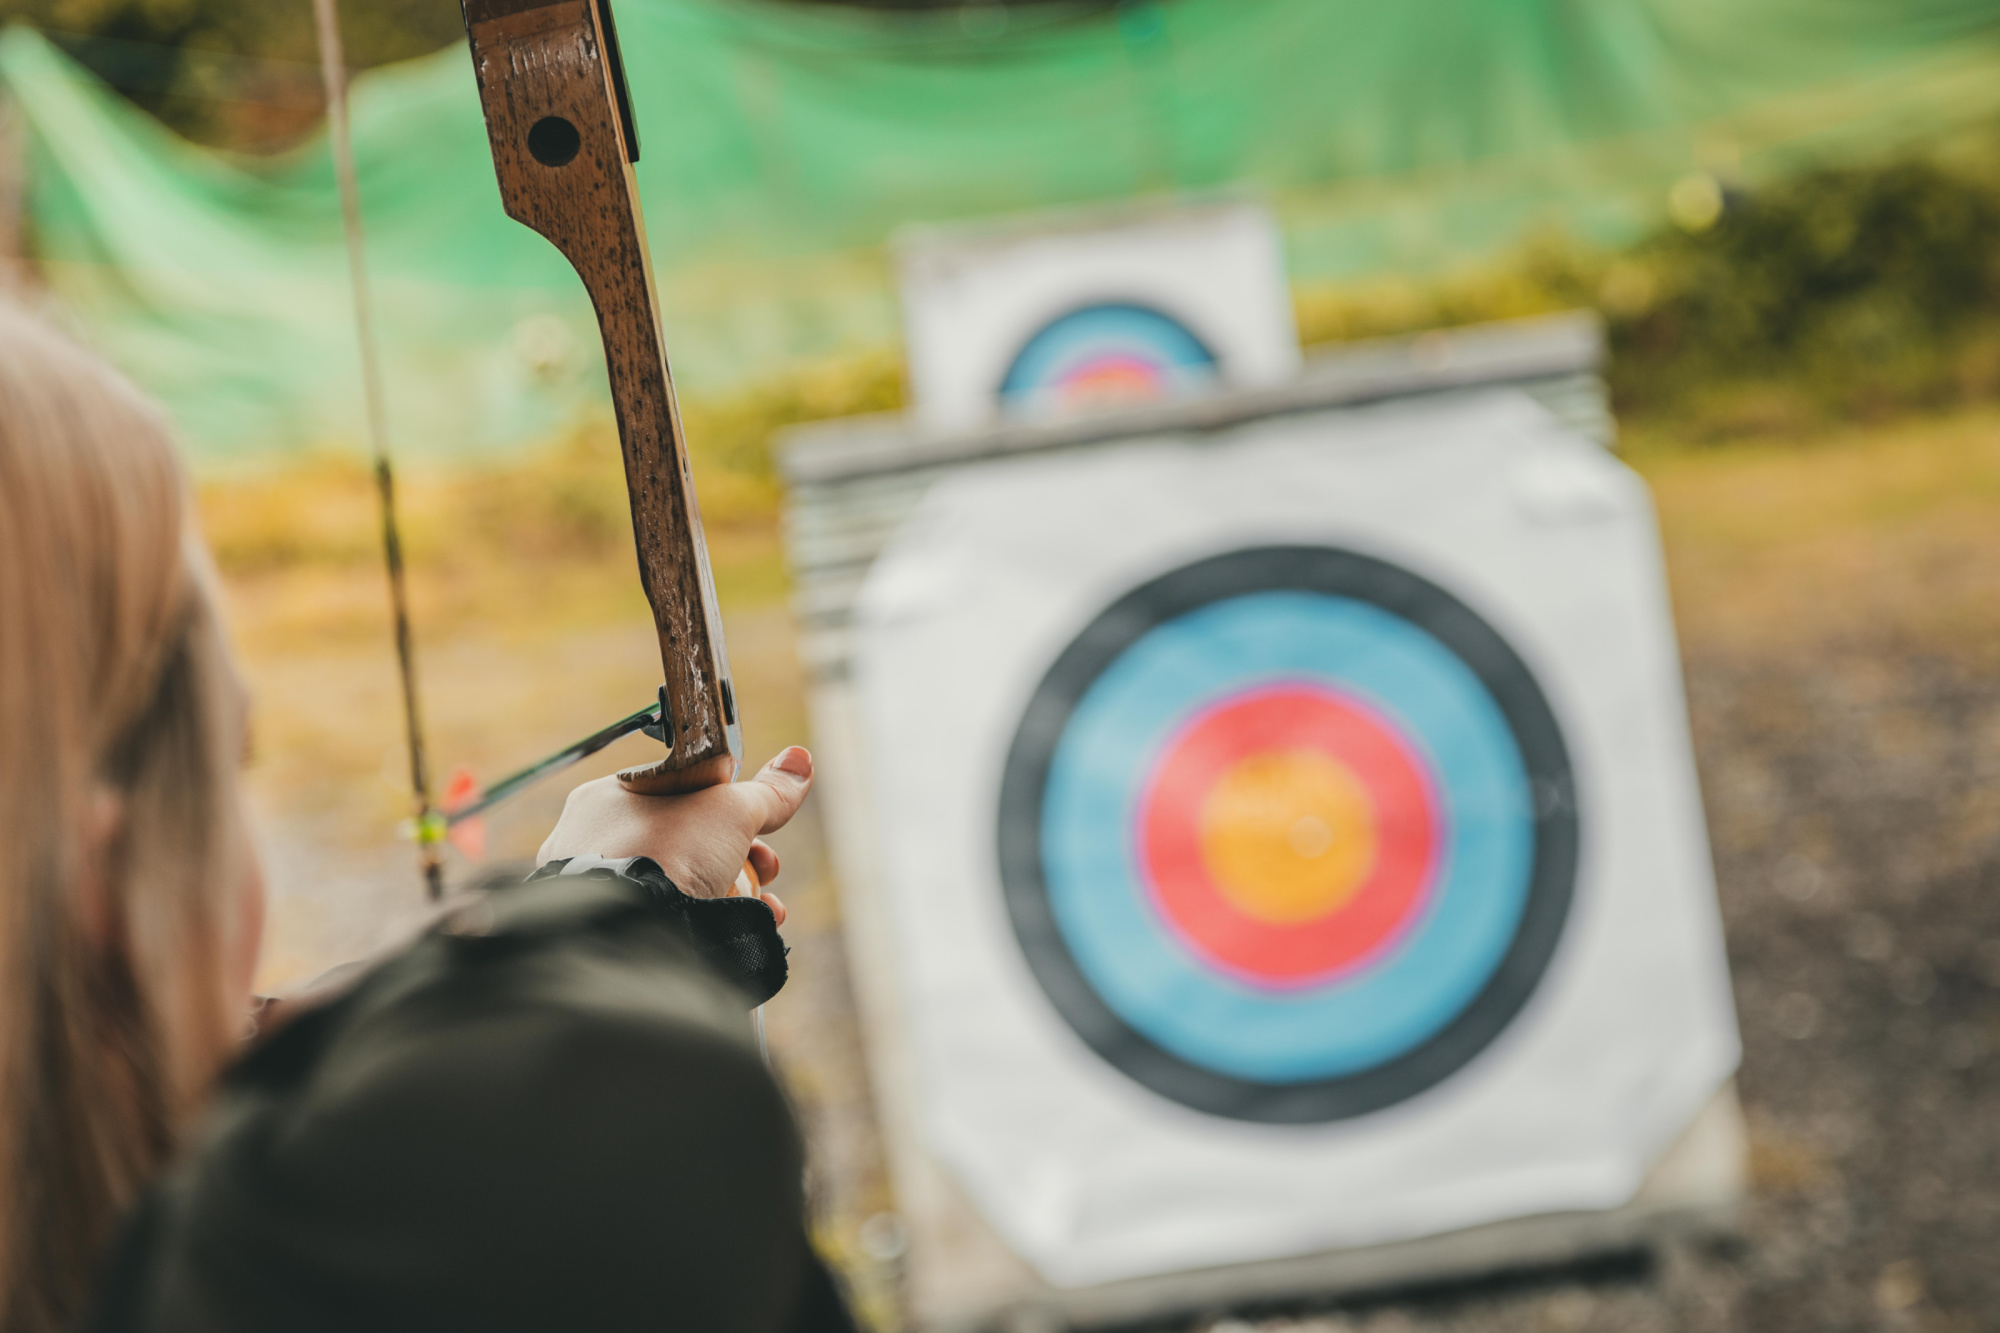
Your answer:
998,547 -> 1579,1123
998,302 -> 1219,411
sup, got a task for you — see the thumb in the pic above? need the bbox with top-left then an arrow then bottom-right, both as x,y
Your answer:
736,746 -> 813,836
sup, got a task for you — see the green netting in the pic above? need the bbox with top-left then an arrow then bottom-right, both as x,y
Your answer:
4,0 -> 2000,464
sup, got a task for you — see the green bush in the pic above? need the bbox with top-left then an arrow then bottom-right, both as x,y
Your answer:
1295,140 -> 2000,438
1617,155 -> 2000,423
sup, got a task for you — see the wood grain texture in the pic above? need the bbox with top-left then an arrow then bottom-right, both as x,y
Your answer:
461,0 -> 738,782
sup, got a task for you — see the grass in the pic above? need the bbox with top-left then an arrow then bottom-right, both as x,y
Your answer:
1636,404 -> 2000,668
211,452 -> 791,855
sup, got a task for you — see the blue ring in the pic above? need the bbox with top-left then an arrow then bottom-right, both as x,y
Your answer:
998,302 -> 1219,402
1042,593 -> 1534,1083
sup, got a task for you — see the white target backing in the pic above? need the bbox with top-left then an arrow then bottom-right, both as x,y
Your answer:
781,318 -> 1743,1328
896,200 -> 1300,432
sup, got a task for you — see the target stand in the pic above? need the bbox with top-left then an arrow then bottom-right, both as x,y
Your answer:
781,314 -> 1743,1331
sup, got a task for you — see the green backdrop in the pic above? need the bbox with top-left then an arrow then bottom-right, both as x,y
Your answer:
4,0 -> 2000,463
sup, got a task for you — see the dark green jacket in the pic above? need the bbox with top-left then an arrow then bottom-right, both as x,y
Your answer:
88,858 -> 857,1333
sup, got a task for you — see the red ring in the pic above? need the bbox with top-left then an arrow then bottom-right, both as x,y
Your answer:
1137,683 -> 1441,988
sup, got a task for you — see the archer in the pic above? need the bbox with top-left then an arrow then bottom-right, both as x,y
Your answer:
0,305 -> 856,1329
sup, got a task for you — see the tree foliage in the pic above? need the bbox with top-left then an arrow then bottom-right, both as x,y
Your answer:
8,0 -> 1097,147
1619,158 -> 2000,418
10,0 -> 466,147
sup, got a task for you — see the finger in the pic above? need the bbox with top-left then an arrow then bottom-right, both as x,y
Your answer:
758,891 -> 787,928
617,752 -> 737,796
729,747 -> 814,836
747,839 -> 780,887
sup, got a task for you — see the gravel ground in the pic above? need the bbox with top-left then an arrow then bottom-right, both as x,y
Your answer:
759,625 -> 2000,1333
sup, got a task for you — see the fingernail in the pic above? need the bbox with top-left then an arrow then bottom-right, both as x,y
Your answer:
773,746 -> 812,777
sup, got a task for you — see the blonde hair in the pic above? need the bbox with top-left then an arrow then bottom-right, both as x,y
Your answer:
0,305 -> 249,1331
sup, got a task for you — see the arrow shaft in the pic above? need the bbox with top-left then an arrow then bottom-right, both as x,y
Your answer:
445,698 -> 663,828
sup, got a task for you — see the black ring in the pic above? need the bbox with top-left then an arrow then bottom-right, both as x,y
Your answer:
995,546 -> 1579,1123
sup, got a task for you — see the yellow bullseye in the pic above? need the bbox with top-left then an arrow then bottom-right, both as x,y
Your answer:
1198,750 -> 1378,924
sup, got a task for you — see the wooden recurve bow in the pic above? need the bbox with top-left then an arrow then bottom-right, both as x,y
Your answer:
458,0 -> 741,796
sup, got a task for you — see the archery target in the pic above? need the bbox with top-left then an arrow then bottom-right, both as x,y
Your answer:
898,201 -> 1299,432
997,302 -> 1220,413
844,392 -> 1740,1289
999,548 -> 1576,1122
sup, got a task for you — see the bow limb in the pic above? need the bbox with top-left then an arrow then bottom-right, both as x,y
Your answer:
459,0 -> 742,794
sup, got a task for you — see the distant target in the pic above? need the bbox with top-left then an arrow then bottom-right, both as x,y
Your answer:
997,547 -> 1580,1123
998,302 -> 1218,412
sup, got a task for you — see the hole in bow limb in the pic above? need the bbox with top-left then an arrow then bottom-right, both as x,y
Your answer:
528,116 -> 581,167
